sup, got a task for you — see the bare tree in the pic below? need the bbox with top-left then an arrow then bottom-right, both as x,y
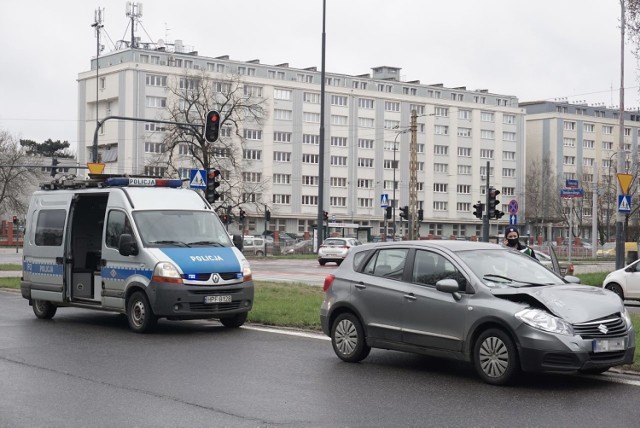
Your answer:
149,69 -> 271,216
523,159 -> 562,238
0,130 -> 43,217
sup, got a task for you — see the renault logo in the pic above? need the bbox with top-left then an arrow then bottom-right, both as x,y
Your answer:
212,274 -> 220,283
598,324 -> 608,334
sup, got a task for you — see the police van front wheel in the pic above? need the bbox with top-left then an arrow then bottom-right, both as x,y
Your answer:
127,291 -> 157,333
32,300 -> 57,319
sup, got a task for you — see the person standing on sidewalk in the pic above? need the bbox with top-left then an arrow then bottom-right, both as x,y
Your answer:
503,226 -> 537,260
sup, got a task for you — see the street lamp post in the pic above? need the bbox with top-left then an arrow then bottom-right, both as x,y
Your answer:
392,128 -> 410,239
616,0 -> 626,269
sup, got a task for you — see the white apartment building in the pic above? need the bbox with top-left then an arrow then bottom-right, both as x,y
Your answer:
77,42 -> 525,239
522,100 -> 640,241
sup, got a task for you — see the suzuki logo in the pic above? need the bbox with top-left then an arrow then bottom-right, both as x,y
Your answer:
212,274 -> 220,283
598,324 -> 608,334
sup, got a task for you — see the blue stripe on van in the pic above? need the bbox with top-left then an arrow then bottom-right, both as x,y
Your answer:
159,247 -> 241,274
101,266 -> 153,282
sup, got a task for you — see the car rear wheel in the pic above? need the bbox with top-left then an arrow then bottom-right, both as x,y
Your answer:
256,250 -> 264,257
319,259 -> 326,266
474,328 -> 519,385
331,312 -> 371,363
605,283 -> 624,300
32,299 -> 57,319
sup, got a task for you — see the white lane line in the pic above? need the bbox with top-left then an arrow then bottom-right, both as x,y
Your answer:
243,325 -> 330,341
601,374 -> 640,387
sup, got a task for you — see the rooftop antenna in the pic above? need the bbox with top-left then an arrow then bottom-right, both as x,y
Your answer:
90,8 -> 104,163
164,22 -> 170,43
126,2 -> 143,48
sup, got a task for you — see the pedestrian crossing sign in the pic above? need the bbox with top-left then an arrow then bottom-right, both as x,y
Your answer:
189,169 -> 206,189
380,194 -> 389,208
618,195 -> 631,213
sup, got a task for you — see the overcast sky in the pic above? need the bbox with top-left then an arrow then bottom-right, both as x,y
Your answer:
1,0 -> 639,151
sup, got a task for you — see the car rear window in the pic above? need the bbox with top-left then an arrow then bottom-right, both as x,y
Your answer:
323,239 -> 345,246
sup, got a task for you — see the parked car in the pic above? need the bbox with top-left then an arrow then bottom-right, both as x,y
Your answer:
320,240 -> 635,385
317,237 -> 362,265
597,242 -> 638,258
603,259 -> 640,301
282,240 -> 314,255
242,236 -> 267,256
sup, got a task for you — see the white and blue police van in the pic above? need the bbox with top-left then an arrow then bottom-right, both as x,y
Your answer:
20,175 -> 254,333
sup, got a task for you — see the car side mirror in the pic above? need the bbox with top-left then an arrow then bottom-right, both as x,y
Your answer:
118,234 -> 138,256
436,279 -> 462,300
232,234 -> 244,251
563,275 -> 581,284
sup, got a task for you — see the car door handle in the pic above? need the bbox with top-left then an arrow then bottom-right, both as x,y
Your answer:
403,293 -> 417,301
355,282 -> 366,290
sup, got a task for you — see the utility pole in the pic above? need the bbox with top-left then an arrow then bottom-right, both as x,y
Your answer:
616,0 -> 626,269
409,110 -> 418,240
316,0 -> 327,253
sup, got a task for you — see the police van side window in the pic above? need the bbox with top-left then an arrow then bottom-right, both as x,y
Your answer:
35,209 -> 66,246
106,210 -> 133,248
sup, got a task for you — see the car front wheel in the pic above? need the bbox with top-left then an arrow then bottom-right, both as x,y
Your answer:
127,291 -> 157,333
474,328 -> 519,385
331,312 -> 371,363
220,312 -> 247,328
605,283 -> 624,300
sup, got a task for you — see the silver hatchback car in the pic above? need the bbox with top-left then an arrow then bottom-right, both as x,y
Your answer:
320,241 -> 636,385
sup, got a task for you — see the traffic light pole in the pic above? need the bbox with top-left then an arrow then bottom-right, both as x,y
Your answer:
482,161 -> 490,242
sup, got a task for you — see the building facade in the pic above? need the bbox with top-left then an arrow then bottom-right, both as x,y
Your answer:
522,101 -> 640,241
77,43 -> 525,239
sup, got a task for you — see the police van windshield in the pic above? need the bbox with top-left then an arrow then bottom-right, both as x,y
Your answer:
133,210 -> 232,248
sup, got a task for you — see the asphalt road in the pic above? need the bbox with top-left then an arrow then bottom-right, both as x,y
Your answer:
2,290 -> 640,427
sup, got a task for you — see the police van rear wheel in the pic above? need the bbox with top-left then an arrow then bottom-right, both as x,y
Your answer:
32,300 -> 57,319
220,312 -> 247,328
127,291 -> 157,333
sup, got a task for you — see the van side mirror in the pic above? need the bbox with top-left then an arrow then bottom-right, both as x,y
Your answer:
118,234 -> 138,256
232,234 -> 244,251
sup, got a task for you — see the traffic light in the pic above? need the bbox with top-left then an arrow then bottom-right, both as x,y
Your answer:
488,187 -> 500,219
265,209 -> 271,222
417,209 -> 424,222
204,110 -> 221,143
473,201 -> 484,219
205,169 -> 221,203
399,206 -> 409,220
12,215 -> 18,224
385,206 -> 392,220
239,208 -> 246,223
495,209 -> 505,220
50,158 -> 59,177
323,211 -> 329,222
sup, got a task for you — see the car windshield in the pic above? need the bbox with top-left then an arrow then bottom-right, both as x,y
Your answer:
133,210 -> 233,248
456,248 -> 565,288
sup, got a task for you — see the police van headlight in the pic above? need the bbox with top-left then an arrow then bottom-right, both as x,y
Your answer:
152,262 -> 183,284
242,259 -> 252,282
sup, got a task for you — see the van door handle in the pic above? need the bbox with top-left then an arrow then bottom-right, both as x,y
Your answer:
56,257 -> 64,264
404,293 -> 417,301
355,282 -> 366,290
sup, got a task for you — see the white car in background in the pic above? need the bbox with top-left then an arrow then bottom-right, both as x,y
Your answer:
318,238 -> 362,266
603,260 -> 640,301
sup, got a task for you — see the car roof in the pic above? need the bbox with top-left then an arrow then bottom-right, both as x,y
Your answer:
353,240 -> 502,252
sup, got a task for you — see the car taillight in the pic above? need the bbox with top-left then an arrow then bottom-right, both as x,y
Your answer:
323,274 -> 335,292
568,264 -> 574,275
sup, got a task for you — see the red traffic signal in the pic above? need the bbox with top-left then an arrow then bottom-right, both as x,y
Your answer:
204,110 -> 221,143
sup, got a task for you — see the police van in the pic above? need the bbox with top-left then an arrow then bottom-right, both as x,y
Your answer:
20,175 -> 254,333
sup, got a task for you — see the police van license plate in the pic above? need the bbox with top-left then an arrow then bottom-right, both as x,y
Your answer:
204,295 -> 232,304
592,337 -> 625,353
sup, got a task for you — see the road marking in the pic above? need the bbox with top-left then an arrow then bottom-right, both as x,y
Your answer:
243,325 -> 330,341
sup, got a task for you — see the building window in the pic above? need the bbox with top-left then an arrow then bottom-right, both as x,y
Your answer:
480,111 -> 494,122
385,101 -> 400,112
433,201 -> 447,211
503,151 -> 516,160
243,149 -> 262,160
331,95 -> 348,106
384,120 -> 400,129
481,130 -> 495,139
146,74 -> 167,87
358,179 -> 374,188
273,173 -> 291,184
503,132 -> 516,141
563,156 -> 576,165
303,92 -> 321,103
273,132 -> 292,143
331,177 -> 347,187
459,109 -> 472,120
583,139 -> 595,149
244,85 -> 263,97
331,115 -> 348,126
603,125 -> 613,134
458,147 -> 471,157
274,109 -> 292,120
302,154 -> 319,164
458,165 -> 472,175
358,138 -> 374,149
602,141 -> 613,150
434,145 -> 448,155
273,151 -> 291,162
331,137 -> 347,147
303,134 -> 320,145
273,194 -> 291,204
410,104 -> 425,114
358,98 -> 374,109
242,172 -> 263,183
434,183 -> 448,192
502,168 -> 516,177
358,117 -> 375,127
358,198 -> 373,208
503,114 -> 516,124
457,184 -> 471,194
144,142 -> 166,153
435,125 -> 449,135
302,175 -> 319,186
434,106 -> 449,117
434,163 -> 448,173
584,123 -> 595,133
274,89 -> 292,100
480,149 -> 494,159
304,112 -> 321,123
331,156 -> 347,166
301,195 -> 319,206
564,121 -> 576,131
563,137 -> 576,147
458,127 -> 472,137
244,129 -> 263,140
146,96 -> 166,108
357,158 -> 374,168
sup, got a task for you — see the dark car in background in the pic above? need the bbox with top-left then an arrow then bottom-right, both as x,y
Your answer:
320,241 -> 635,385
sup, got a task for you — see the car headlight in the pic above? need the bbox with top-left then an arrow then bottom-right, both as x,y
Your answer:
622,308 -> 633,330
515,308 -> 573,335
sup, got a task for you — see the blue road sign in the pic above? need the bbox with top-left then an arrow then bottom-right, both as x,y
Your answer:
566,179 -> 579,188
618,195 -> 631,213
380,194 -> 389,208
508,199 -> 518,215
560,188 -> 584,198
509,214 -> 517,225
189,169 -> 206,189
